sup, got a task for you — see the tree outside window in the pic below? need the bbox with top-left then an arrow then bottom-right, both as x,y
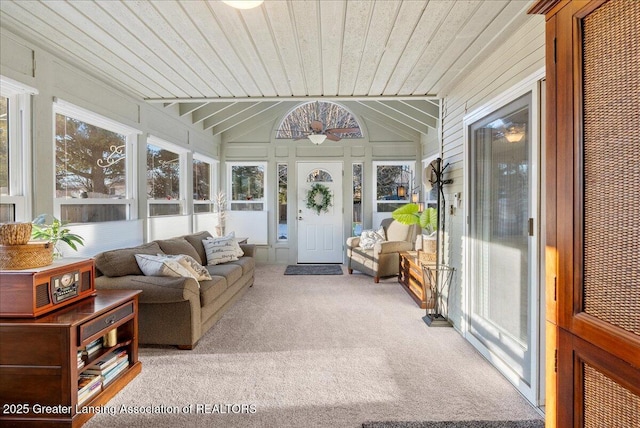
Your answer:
229,163 -> 265,211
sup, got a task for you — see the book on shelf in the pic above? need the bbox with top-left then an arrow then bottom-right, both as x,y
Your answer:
102,359 -> 130,387
77,380 -> 102,406
81,337 -> 103,356
77,374 -> 101,396
83,348 -> 127,375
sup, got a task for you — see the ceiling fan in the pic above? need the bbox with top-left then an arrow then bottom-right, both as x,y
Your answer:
293,120 -> 360,143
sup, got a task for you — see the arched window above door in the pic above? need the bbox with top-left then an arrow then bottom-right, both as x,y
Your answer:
276,101 -> 363,142
307,169 -> 333,182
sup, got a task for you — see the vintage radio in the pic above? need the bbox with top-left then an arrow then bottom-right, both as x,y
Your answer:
0,258 -> 95,318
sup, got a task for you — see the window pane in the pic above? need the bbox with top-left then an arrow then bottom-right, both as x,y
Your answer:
0,204 -> 15,222
193,159 -> 211,201
149,203 -> 182,216
230,202 -> 263,211
231,165 -> 264,202
376,202 -> 406,213
194,203 -> 212,214
61,204 -> 127,223
278,163 -> 287,240
376,165 -> 411,201
56,114 -> 127,199
307,169 -> 333,182
0,97 -> 8,196
353,163 -> 363,236
147,144 -> 180,200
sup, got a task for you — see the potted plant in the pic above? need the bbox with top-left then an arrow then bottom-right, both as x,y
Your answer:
392,203 -> 438,258
31,214 -> 85,258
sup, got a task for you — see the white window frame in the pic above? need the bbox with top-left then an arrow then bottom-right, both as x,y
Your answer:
276,162 -> 288,242
192,153 -> 218,214
0,76 -> 37,222
146,135 -> 188,217
53,99 -> 140,223
372,160 -> 415,213
226,161 -> 267,211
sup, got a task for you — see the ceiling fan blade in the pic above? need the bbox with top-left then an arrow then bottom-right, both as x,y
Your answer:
310,120 -> 324,132
325,132 -> 341,142
325,127 -> 359,134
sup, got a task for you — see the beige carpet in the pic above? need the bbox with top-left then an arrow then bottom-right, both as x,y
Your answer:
84,264 -> 542,428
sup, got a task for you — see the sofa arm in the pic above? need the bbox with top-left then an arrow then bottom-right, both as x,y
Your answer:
346,236 -> 360,249
375,240 -> 413,255
239,244 -> 256,258
95,275 -> 200,305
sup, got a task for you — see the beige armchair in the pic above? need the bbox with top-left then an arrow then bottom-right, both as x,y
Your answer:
346,218 -> 419,283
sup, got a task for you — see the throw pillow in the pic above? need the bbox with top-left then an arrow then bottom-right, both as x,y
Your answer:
359,227 -> 386,250
134,254 -> 197,280
202,238 -> 241,265
159,254 -> 212,281
204,232 -> 244,258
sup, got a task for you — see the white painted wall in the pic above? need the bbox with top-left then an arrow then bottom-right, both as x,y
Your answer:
437,15 -> 546,331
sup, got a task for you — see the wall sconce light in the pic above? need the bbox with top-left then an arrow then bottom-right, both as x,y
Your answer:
411,193 -> 419,203
397,185 -> 406,198
418,202 -> 425,212
222,1 -> 264,9
307,134 -> 327,145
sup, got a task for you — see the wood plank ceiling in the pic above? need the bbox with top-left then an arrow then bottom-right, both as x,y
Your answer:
0,0 -> 534,141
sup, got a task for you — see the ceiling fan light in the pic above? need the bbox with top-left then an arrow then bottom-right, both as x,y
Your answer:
222,0 -> 264,10
307,134 -> 327,145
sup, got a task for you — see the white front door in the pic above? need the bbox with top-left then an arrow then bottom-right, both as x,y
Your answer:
297,161 -> 343,263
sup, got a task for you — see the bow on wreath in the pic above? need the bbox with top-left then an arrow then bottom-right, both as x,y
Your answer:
305,183 -> 332,215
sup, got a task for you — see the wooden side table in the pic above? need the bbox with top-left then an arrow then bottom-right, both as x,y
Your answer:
398,251 -> 435,309
0,289 -> 142,427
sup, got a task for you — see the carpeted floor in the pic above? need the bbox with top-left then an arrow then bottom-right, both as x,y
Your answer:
362,421 -> 545,428
284,264 -> 344,275
84,264 -> 542,428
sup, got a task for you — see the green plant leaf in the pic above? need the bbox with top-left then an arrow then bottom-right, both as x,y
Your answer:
392,203 -> 420,225
419,207 -> 438,232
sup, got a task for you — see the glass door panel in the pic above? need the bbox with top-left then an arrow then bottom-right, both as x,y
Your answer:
469,93 -> 535,392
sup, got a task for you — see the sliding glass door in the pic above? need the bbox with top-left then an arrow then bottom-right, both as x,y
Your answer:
466,91 -> 539,403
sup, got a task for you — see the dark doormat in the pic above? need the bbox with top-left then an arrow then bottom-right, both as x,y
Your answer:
284,264 -> 343,275
362,421 -> 544,428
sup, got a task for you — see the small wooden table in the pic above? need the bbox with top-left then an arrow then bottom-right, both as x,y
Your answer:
398,251 -> 435,309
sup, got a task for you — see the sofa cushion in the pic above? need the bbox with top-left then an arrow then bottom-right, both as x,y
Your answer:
156,237 -> 201,261
95,241 -> 162,277
228,256 -> 255,275
183,231 -> 213,265
199,275 -> 227,307
206,263 -> 242,286
134,254 -> 197,280
160,254 -> 212,281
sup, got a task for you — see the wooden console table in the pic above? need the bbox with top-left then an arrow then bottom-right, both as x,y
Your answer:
398,251 -> 435,309
0,289 -> 142,427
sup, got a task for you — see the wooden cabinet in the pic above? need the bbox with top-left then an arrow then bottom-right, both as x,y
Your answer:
530,1 -> 640,426
0,289 -> 142,427
398,251 -> 434,309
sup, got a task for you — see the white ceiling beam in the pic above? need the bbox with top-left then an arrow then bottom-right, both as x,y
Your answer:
192,103 -> 238,124
178,102 -> 207,117
202,102 -> 258,131
398,100 -> 440,122
375,100 -> 438,129
356,101 -> 429,134
342,102 -> 419,141
146,95 -> 439,103
222,103 -> 297,142
209,102 -> 283,135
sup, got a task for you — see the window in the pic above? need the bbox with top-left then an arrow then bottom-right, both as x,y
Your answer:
146,137 -> 186,217
228,162 -> 265,211
352,163 -> 363,236
193,155 -> 216,214
0,77 -> 36,222
373,161 -> 414,213
422,155 -> 440,209
55,101 -> 139,223
277,163 -> 287,240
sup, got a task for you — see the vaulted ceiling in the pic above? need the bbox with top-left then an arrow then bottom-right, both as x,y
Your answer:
0,0 -> 534,141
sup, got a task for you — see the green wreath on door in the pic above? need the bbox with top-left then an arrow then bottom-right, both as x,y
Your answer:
305,183 -> 333,215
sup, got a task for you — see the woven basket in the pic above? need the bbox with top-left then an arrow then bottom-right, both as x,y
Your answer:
0,222 -> 33,245
0,242 -> 54,270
